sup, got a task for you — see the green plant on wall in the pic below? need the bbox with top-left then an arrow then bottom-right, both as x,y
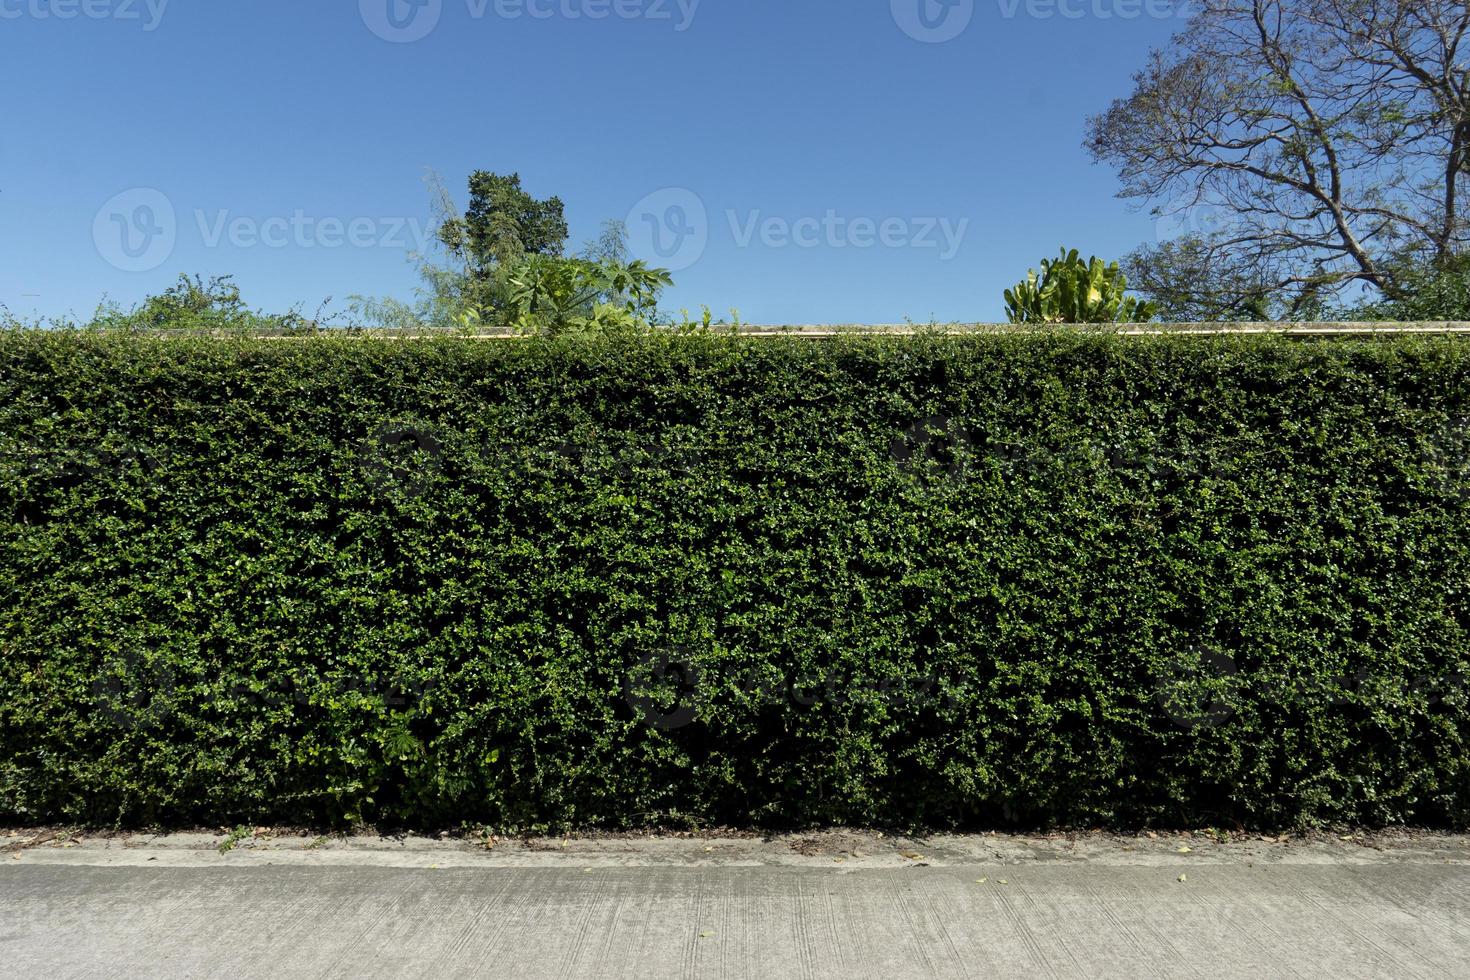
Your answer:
504,256 -> 673,336
1005,248 -> 1157,324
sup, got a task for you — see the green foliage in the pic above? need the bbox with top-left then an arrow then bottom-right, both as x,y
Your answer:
441,170 -> 569,270
90,275 -> 316,334
1005,248 -> 1157,324
1123,239 -> 1276,323
580,219 -> 631,266
435,171 -> 569,317
1340,255 -> 1470,322
671,305 -> 744,335
346,171 -> 488,332
348,173 -> 675,334
505,256 -> 672,336
2,331 -> 1468,832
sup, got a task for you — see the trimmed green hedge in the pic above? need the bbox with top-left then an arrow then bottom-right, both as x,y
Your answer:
2,331 -> 1468,830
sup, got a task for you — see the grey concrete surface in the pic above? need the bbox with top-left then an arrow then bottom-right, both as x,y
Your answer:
3,832 -> 1468,979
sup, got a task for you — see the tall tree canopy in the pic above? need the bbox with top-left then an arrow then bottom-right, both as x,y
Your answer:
430,171 -> 570,317
1087,0 -> 1470,318
348,172 -> 672,333
439,171 -> 568,274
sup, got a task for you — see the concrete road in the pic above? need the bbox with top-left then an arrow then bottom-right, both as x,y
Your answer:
2,830 -> 1468,979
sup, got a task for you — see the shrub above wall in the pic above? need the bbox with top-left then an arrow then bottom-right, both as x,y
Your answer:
1,330 -> 1468,830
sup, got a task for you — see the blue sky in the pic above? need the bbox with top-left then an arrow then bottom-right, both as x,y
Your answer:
0,0 -> 1192,324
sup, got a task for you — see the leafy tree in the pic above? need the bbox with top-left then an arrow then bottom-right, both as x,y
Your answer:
347,170 -> 488,331
350,171 -> 675,334
1337,253 -> 1470,320
1004,248 -> 1157,323
403,171 -> 573,321
1123,239 -> 1277,322
1088,0 -> 1470,317
438,171 -> 568,291
580,219 -> 631,266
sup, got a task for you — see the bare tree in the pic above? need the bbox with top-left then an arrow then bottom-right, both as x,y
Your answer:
1087,0 -> 1470,318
